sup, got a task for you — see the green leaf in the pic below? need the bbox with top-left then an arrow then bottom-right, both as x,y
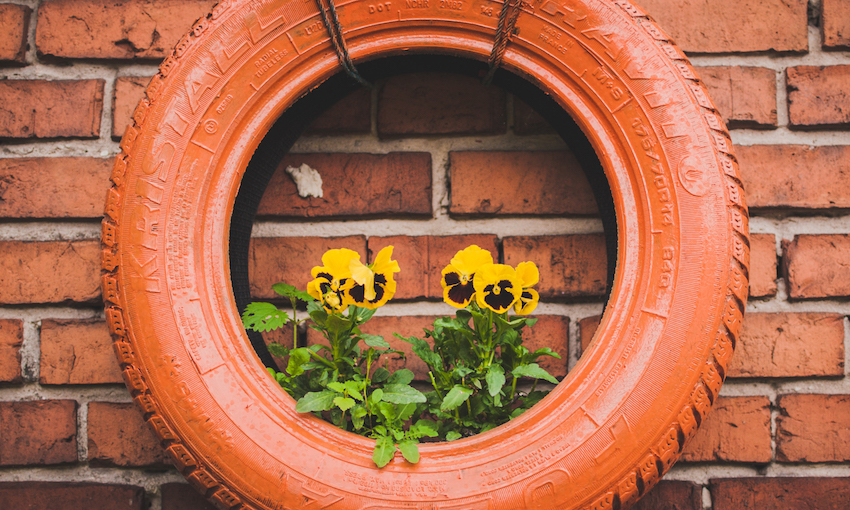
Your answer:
398,334 -> 442,368
512,363 -> 559,385
445,431 -> 462,441
377,402 -> 396,421
370,388 -> 384,404
272,283 -> 316,302
286,347 -> 312,377
327,381 -> 346,393
373,435 -> 396,468
410,419 -> 439,438
343,381 -> 364,401
381,384 -> 426,404
530,347 -> 561,360
266,343 -> 290,358
486,365 -> 506,397
360,334 -> 390,349
392,429 -> 405,441
333,396 -> 356,412
396,402 -> 417,422
241,302 -> 289,332
295,391 -> 336,413
440,385 -> 473,412
372,368 -> 390,383
307,301 -> 328,327
354,307 -> 378,324
351,405 -> 367,429
398,439 -> 420,463
386,369 -> 414,385
325,314 -> 353,337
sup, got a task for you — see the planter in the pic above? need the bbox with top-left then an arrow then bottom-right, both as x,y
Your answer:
102,0 -> 748,508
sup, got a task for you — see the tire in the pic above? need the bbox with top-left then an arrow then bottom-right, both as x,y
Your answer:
102,0 -> 749,508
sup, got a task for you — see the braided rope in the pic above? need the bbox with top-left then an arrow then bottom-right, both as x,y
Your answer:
483,0 -> 524,85
315,0 -> 373,88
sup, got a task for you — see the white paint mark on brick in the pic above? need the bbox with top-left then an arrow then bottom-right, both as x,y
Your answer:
285,163 -> 324,198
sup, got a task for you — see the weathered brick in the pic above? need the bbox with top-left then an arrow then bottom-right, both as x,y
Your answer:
787,66 -> 850,129
637,0 -> 807,53
731,313 -> 844,378
378,73 -> 506,136
0,4 -> 30,64
0,240 -> 101,304
306,315 -> 569,379
0,319 -> 23,383
0,400 -> 77,466
776,394 -> 850,463
0,80 -> 103,138
632,481 -> 702,510
503,235 -> 607,299
0,482 -> 145,510
578,315 -> 601,353
112,76 -> 150,138
257,153 -> 432,218
783,234 -> 850,299
748,234 -> 776,298
161,483 -> 216,510
697,67 -> 777,128
513,99 -> 554,135
681,396 -> 772,462
0,158 -> 112,218
366,235 -> 500,301
88,402 -> 168,467
823,0 -> 850,50
449,151 -> 598,216
40,319 -> 122,385
711,477 -> 850,510
739,145 -> 850,210
304,88 -> 371,135
249,236 -> 367,300
36,0 -> 215,59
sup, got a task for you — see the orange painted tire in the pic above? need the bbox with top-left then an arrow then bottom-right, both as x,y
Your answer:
103,0 -> 749,508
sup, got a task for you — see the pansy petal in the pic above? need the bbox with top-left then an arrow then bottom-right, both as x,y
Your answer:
450,245 -> 493,276
321,248 -> 360,278
515,261 -> 539,288
372,246 -> 401,275
515,288 -> 539,315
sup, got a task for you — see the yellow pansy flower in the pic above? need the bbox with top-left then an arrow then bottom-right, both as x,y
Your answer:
473,263 -> 522,314
441,245 -> 494,308
513,261 -> 540,315
307,248 -> 360,313
345,246 -> 401,309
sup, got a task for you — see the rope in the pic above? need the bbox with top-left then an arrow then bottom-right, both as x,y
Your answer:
482,0 -> 524,85
315,0 -> 373,88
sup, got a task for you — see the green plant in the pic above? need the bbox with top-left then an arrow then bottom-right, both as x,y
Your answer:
243,244 -> 559,467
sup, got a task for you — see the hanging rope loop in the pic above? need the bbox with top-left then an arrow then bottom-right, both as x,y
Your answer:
482,0 -> 525,85
315,0 -> 373,88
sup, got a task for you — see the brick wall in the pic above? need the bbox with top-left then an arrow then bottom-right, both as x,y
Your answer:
1,0 -> 849,508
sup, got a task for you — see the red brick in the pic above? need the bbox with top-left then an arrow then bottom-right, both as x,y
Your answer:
0,4 -> 30,64
787,66 -> 850,129
0,80 -> 103,138
513,99 -> 554,135
823,0 -> 850,50
0,482 -> 145,510
0,240 -> 101,304
378,73 -> 506,136
681,396 -> 772,463
0,319 -> 23,383
711,477 -> 850,510
697,67 -> 777,128
249,236 -> 367,300
449,151 -> 598,216
637,0 -> 807,53
739,146 -> 850,210
748,234 -> 776,298
632,481 -> 702,510
776,394 -> 850,462
366,235 -> 500,301
306,314 -> 569,380
257,153 -> 432,218
0,158 -> 112,218
503,235 -> 607,299
731,313 -> 844,378
783,234 -> 850,299
87,402 -> 168,467
36,0 -> 215,59
578,315 -> 601,353
40,319 -> 122,385
304,88 -> 371,135
112,76 -> 149,138
0,400 -> 77,465
161,483 -> 216,510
